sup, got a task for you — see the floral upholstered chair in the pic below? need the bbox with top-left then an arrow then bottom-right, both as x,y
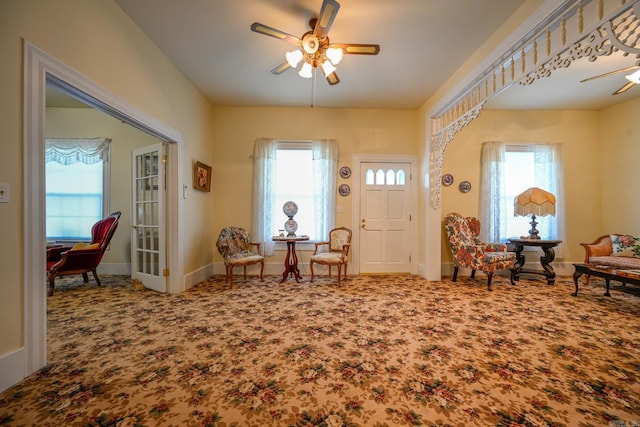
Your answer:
216,226 -> 264,286
443,212 -> 515,291
309,227 -> 352,285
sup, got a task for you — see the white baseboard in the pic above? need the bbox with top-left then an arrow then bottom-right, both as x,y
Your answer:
97,262 -> 130,275
0,348 -> 25,393
183,263 -> 215,291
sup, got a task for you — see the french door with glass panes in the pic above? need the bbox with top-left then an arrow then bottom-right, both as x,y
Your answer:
131,143 -> 166,292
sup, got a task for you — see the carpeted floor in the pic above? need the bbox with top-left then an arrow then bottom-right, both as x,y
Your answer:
1,273 -> 639,426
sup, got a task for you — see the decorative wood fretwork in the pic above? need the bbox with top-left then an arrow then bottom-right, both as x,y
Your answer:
429,0 -> 640,209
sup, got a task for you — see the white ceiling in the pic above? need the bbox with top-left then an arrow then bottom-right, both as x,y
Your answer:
113,0 -> 529,109
50,0 -> 640,110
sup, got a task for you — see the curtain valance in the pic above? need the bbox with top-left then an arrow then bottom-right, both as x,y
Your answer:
45,137 -> 111,165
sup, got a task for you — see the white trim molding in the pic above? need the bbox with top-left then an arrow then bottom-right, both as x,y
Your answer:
21,40 -> 185,389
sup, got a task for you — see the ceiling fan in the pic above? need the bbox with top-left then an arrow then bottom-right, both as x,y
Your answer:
580,64 -> 640,95
250,0 -> 380,86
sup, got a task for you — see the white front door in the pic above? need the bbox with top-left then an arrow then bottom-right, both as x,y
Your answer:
131,143 -> 166,292
359,162 -> 412,273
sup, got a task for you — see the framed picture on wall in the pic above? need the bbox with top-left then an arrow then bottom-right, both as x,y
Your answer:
193,161 -> 212,192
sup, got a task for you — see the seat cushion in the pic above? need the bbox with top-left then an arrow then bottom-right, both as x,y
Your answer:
483,251 -> 516,263
310,252 -> 346,264
225,252 -> 263,266
589,256 -> 640,270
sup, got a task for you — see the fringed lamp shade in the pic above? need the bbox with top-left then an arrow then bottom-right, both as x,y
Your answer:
514,187 -> 556,239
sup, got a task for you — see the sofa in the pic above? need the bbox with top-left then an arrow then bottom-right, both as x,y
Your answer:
581,234 -> 640,284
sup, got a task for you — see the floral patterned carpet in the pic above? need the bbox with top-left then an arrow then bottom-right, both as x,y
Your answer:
1,273 -> 639,427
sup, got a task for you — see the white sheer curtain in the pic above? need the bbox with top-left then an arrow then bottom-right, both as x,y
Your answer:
312,139 -> 338,241
479,141 -> 507,242
479,141 -> 567,257
252,138 -> 277,256
252,138 -> 339,256
45,137 -> 110,164
534,143 -> 567,257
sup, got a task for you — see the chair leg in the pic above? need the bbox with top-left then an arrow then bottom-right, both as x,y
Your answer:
584,274 -> 590,285
259,261 -> 264,282
509,269 -> 515,286
310,260 -> 315,282
92,270 -> 102,287
243,266 -> 247,280
337,264 -> 342,285
48,274 -> 56,296
82,272 -> 89,283
452,266 -> 459,282
225,266 -> 233,286
486,272 -> 493,291
470,269 -> 476,278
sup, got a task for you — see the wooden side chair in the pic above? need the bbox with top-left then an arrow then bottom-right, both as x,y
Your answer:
310,227 -> 352,285
216,226 -> 264,286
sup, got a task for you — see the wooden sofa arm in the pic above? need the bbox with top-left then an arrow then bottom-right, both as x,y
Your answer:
580,235 -> 613,262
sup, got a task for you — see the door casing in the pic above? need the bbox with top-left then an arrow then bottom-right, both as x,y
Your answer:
22,40 -> 184,381
351,154 -> 418,275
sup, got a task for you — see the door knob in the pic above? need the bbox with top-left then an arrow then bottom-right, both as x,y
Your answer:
361,223 -> 366,229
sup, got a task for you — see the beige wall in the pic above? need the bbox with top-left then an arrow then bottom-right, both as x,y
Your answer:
210,106 -> 418,264
0,0 -> 214,356
600,96 -> 640,235
45,107 -> 162,267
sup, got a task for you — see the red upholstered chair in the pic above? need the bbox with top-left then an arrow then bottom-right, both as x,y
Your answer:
46,211 -> 121,296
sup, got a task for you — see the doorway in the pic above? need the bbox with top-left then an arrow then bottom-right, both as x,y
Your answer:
23,41 -> 183,378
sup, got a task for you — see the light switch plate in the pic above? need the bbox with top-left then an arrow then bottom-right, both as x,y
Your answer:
0,183 -> 9,203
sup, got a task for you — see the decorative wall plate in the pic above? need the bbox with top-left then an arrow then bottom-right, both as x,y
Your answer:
339,166 -> 351,179
338,184 -> 350,196
442,173 -> 454,186
459,181 -> 471,193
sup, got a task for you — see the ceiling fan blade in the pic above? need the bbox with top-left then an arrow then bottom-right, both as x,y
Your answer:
326,71 -> 340,85
612,80 -> 636,95
580,65 -> 640,83
271,62 -> 291,75
250,22 -> 301,46
313,0 -> 340,39
330,43 -> 380,55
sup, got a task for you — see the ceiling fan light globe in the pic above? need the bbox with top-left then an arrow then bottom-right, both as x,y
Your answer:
299,62 -> 313,78
625,69 -> 640,84
326,47 -> 343,65
321,60 -> 336,77
285,50 -> 303,67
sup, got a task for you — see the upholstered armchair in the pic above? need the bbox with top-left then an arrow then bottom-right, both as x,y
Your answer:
309,227 -> 352,285
46,211 -> 121,296
216,226 -> 264,286
443,212 -> 515,291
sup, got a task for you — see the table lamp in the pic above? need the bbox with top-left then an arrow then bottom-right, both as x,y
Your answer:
514,187 -> 556,239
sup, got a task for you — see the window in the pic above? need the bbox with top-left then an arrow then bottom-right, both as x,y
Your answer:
479,142 -> 566,252
252,139 -> 338,255
274,144 -> 315,238
45,138 -> 110,241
